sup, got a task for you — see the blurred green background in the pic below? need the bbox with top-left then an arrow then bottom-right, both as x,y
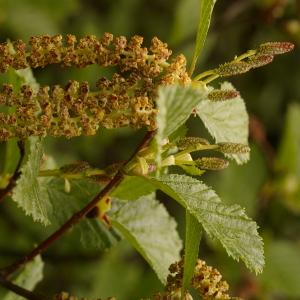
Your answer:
0,0 -> 300,299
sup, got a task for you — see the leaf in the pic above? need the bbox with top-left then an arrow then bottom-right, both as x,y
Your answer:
111,195 -> 182,283
189,0 -> 217,74
196,82 -> 249,164
179,165 -> 206,176
258,241 -> 300,297
47,178 -> 118,250
155,85 -> 208,166
182,211 -> 202,292
12,138 -> 52,225
111,175 -> 155,200
2,256 -> 43,300
148,174 -> 264,274
12,138 -> 117,249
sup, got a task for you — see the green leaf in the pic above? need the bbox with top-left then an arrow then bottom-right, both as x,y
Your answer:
111,195 -> 182,283
258,241 -> 300,297
12,138 -> 117,249
47,178 -> 118,250
2,256 -> 43,300
179,165 -> 206,176
189,0 -> 217,74
182,211 -> 202,292
12,138 -> 52,225
196,82 -> 249,164
111,176 -> 155,200
155,85 -> 208,166
148,174 -> 264,274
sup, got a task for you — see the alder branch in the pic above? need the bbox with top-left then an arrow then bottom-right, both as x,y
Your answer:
0,130 -> 156,279
0,140 -> 25,204
0,275 -> 49,300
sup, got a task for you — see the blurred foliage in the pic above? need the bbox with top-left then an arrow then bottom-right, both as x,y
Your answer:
0,0 -> 300,299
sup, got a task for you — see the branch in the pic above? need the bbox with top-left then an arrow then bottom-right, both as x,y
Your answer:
0,140 -> 25,204
0,275 -> 49,300
0,130 -> 156,278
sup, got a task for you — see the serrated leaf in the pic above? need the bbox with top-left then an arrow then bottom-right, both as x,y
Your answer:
12,138 -> 52,225
189,0 -> 217,74
196,82 -> 249,164
147,174 -> 264,274
182,211 -> 202,292
111,176 -> 155,200
156,85 -> 208,166
2,256 -> 43,300
47,178 -> 118,250
12,138 -> 117,249
111,195 -> 182,283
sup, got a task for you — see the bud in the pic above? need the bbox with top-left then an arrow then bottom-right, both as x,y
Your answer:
258,42 -> 294,55
196,157 -> 229,170
208,89 -> 240,101
175,153 -> 193,163
64,178 -> 71,193
248,54 -> 274,69
217,143 -> 250,154
216,61 -> 252,77
177,137 -> 210,150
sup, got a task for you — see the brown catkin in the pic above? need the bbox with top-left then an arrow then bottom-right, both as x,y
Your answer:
161,259 -> 239,300
0,34 -> 191,140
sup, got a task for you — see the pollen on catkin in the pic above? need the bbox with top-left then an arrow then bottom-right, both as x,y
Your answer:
0,33 -> 191,140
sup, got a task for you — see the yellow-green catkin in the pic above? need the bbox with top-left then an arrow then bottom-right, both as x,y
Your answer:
0,34 -> 191,140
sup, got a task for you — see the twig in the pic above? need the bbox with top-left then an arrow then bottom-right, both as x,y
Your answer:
0,140 -> 25,204
0,275 -> 49,300
0,130 -> 156,278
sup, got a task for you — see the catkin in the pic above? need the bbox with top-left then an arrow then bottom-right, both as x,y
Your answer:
0,33 -> 191,140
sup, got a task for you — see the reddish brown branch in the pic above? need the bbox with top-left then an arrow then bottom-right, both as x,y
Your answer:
0,275 -> 49,300
0,130 -> 156,278
0,140 -> 25,204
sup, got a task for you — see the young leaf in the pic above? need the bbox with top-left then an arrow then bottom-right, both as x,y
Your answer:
189,0 -> 217,75
111,176 -> 156,200
196,82 -> 249,164
147,174 -> 264,274
155,84 -> 208,166
12,137 -> 52,225
111,195 -> 182,284
2,256 -> 43,300
182,211 -> 202,292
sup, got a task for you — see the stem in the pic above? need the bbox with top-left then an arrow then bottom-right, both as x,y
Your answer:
0,130 -> 156,278
0,276 -> 49,300
0,140 -> 25,204
193,69 -> 216,81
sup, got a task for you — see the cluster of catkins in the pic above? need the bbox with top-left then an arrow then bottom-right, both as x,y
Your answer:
0,33 -> 190,139
154,258 -> 240,300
